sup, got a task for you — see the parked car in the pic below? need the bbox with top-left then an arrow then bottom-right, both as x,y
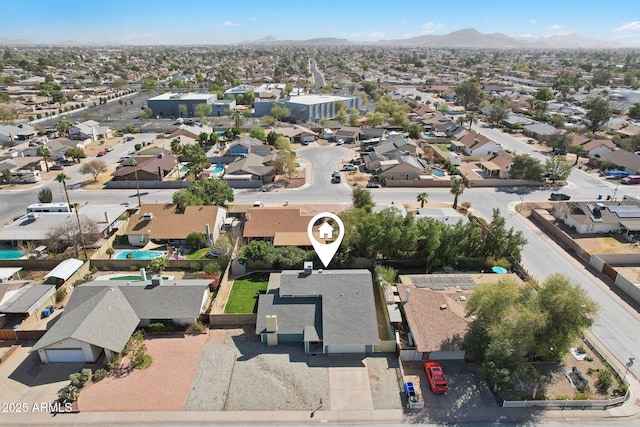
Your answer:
549,193 -> 571,201
331,175 -> 341,184
424,361 -> 449,394
343,164 -> 358,171
105,146 -> 114,152
59,159 -> 74,166
336,139 -> 345,145
50,164 -> 64,170
97,151 -> 107,157
332,171 -> 341,178
126,136 -> 135,141
366,182 -> 381,188
350,158 -> 364,165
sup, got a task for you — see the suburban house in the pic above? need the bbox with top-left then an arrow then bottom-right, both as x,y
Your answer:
32,276 -> 211,363
374,135 -> 418,157
111,155 -> 177,182
226,136 -> 271,157
0,124 -> 37,146
377,155 -> 429,182
553,201 -> 640,234
599,150 -> 640,175
69,120 -> 111,141
415,207 -> 469,226
270,125 -> 317,144
361,127 -> 388,141
123,204 -> 226,248
167,123 -> 214,141
395,273 -> 520,360
243,207 -> 315,247
477,150 -> 515,178
456,131 -> 501,156
0,283 -> 56,330
223,153 -> 274,184
523,122 -> 563,142
0,205 -> 126,248
255,266 -> 379,354
333,126 -> 361,144
579,139 -> 616,157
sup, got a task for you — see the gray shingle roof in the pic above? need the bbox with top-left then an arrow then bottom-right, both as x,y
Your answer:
0,284 -> 55,314
256,269 -> 379,348
32,279 -> 211,354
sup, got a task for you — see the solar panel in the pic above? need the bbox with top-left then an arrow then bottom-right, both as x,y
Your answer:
409,274 -> 477,289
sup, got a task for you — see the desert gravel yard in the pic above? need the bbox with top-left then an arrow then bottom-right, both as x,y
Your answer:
79,333 -> 207,412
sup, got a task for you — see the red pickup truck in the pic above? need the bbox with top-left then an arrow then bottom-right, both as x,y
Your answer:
424,361 -> 449,393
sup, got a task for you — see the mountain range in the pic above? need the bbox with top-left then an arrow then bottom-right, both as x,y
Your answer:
0,29 -> 623,49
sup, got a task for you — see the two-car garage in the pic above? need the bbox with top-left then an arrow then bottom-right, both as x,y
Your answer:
43,348 -> 86,363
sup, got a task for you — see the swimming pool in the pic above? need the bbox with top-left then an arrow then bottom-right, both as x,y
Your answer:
180,164 -> 224,174
114,250 -> 165,260
431,167 -> 446,177
0,249 -> 26,260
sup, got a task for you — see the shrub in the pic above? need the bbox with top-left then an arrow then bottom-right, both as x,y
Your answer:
203,262 -> 221,276
597,370 -> 613,393
134,353 -> 152,369
106,355 -> 121,371
58,385 -> 79,401
92,368 -> 108,382
186,321 -> 206,333
55,288 -> 66,303
68,373 -> 84,388
619,382 -> 629,394
188,261 -> 201,272
574,391 -> 592,400
146,320 -> 183,333
80,368 -> 92,384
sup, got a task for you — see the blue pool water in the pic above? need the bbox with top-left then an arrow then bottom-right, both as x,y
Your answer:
180,164 -> 224,174
431,168 -> 446,177
423,132 -> 436,138
0,249 -> 26,260
114,250 -> 164,260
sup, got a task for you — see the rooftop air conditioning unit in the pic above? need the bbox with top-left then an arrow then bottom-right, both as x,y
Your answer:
143,213 -> 153,221
27,212 -> 38,220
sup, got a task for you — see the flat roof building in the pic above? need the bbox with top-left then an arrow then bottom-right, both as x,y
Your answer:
147,92 -> 217,118
254,94 -> 362,123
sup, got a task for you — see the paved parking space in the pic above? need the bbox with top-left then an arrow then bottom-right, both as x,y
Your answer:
403,360 -> 499,423
0,343 -> 81,408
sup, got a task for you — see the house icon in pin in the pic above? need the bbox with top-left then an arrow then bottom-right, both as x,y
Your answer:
318,221 -> 333,239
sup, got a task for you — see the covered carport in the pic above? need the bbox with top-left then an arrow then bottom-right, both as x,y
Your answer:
44,258 -> 83,287
620,219 -> 640,242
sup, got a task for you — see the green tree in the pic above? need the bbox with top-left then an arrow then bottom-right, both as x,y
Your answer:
38,186 -> 53,203
249,126 -> 266,140
348,107 -> 360,127
273,136 -> 291,151
0,106 -> 13,124
194,103 -> 212,121
271,104 -> 291,122
450,177 -> 465,210
266,130 -> 280,146
404,123 -> 423,139
182,144 -> 209,177
273,149 -> 297,178
547,133 -> 570,154
584,97 -> 612,132
365,111 -> 386,127
488,103 -> 510,127
535,87 -> 554,101
417,192 -> 428,208
509,155 -> 545,181
628,103 -> 640,120
79,159 -> 107,182
36,145 -> 51,172
65,147 -> 86,163
148,257 -> 169,273
170,138 -> 182,155
141,77 -> 157,92
172,178 -> 234,211
54,119 -> 73,137
544,155 -> 573,183
352,186 -> 374,213
482,209 -> 528,261
186,231 -> 207,249
456,79 -> 483,109
531,273 -> 597,360
139,108 -> 153,120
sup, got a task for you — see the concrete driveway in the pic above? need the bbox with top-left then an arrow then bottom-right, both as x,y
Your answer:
0,342 -> 79,408
328,355 -> 374,411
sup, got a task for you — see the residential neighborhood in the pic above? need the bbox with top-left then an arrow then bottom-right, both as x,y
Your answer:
3,4 -> 640,426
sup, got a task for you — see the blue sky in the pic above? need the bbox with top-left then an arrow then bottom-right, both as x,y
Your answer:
3,0 -> 640,46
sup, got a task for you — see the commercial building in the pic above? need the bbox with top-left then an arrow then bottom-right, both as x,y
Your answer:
147,92 -> 217,118
254,94 -> 362,123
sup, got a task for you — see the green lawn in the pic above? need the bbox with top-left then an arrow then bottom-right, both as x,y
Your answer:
224,273 -> 269,314
187,247 -> 210,260
437,144 -> 450,152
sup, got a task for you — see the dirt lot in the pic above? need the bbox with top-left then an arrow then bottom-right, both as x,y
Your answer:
573,235 -> 640,255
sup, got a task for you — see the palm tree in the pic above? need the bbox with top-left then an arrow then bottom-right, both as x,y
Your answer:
36,145 -> 51,172
450,178 -> 465,210
55,173 -> 88,259
466,113 -> 478,129
417,192 -> 429,208
127,159 -> 142,207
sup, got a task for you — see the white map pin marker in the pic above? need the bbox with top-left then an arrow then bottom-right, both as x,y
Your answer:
307,212 -> 344,268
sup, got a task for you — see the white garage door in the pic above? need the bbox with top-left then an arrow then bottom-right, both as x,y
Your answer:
328,345 -> 365,354
45,349 -> 85,363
